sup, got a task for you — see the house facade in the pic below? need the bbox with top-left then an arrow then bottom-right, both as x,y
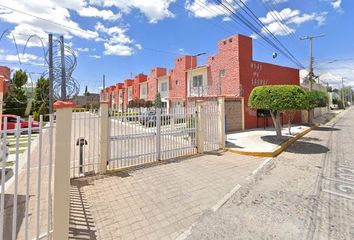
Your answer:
101,34 -> 300,129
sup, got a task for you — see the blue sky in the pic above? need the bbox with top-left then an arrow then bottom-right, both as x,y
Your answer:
0,0 -> 353,94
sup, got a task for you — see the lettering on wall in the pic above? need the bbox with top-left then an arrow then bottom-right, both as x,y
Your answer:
251,63 -> 268,87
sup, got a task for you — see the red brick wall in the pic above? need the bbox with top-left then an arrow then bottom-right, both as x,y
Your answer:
147,67 -> 167,101
133,74 -> 148,100
207,35 -> 250,96
123,79 -> 134,109
241,60 -> 301,129
169,56 -> 196,101
0,66 -> 11,94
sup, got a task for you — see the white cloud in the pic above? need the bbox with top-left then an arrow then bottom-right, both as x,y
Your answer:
262,0 -> 288,4
89,54 -> 101,59
77,6 -> 122,21
185,0 -> 227,19
77,47 -> 89,52
259,8 -> 327,36
222,16 -> 231,22
90,0 -> 176,23
330,0 -> 342,10
0,0 -> 99,43
95,22 -> 140,56
0,52 -> 44,65
261,21 -> 295,36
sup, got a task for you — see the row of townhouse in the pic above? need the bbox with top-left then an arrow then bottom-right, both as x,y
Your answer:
101,34 -> 301,129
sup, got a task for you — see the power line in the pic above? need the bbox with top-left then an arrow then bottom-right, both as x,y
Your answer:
213,0 -> 304,69
229,0 -> 305,68
0,4 -> 98,38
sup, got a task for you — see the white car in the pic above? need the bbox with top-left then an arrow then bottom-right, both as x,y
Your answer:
330,104 -> 339,110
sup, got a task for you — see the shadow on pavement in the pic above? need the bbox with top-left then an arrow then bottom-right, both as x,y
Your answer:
285,141 -> 330,154
225,141 -> 244,149
260,135 -> 291,145
313,126 -> 340,131
69,180 -> 97,240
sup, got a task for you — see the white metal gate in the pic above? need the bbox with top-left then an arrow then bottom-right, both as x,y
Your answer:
108,107 -> 197,169
70,110 -> 100,178
0,115 -> 54,240
202,102 -> 220,151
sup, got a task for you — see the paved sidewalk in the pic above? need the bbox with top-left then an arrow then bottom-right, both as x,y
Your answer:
69,151 -> 266,240
226,125 -> 310,153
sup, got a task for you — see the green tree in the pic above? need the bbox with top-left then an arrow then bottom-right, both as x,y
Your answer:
305,90 -> 328,123
32,76 -> 49,120
248,85 -> 308,140
154,92 -> 162,108
4,69 -> 28,117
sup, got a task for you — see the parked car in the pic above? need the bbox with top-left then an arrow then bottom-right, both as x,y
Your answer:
330,104 -> 339,110
139,110 -> 170,126
1,114 -> 39,130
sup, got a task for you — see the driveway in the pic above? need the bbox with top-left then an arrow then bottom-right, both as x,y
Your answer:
69,151 -> 266,240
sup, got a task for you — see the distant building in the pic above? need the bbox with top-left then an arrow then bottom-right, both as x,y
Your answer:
71,93 -> 100,108
101,34 -> 301,129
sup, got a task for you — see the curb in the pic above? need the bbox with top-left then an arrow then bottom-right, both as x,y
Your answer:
225,125 -> 318,158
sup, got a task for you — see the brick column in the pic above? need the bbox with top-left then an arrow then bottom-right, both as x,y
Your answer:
52,101 -> 74,240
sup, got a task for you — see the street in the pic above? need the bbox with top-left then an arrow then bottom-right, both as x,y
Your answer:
188,107 -> 354,240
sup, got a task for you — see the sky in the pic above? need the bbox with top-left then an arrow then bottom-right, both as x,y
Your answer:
0,0 -> 353,94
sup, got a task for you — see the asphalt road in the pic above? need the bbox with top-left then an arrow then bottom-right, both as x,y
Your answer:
188,107 -> 354,240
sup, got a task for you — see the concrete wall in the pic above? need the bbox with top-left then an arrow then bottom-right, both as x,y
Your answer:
225,99 -> 242,132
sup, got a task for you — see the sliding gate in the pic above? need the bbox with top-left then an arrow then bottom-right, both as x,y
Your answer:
108,107 -> 197,169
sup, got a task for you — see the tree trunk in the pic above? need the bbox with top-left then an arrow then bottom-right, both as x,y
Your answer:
270,110 -> 282,140
308,109 -> 313,125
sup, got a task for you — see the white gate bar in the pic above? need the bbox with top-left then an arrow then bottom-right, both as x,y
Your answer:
25,116 -> 33,240
35,115 -> 44,239
46,114 -> 54,239
0,117 -> 8,240
11,117 -> 21,240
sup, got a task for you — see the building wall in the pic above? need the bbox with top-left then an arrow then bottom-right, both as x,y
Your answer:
186,67 -> 208,97
123,79 -> 134,109
0,66 -> 10,95
242,60 -> 300,129
147,67 -> 166,101
169,56 -> 196,104
133,74 -> 147,100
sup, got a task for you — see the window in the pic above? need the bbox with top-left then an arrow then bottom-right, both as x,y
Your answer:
219,69 -> 225,77
141,86 -> 146,95
192,75 -> 203,87
176,80 -> 179,86
161,82 -> 168,92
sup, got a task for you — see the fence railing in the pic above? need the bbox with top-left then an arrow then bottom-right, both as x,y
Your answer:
0,115 -> 54,240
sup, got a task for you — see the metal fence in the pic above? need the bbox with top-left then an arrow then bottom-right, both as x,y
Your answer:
0,115 -> 54,240
108,107 -> 197,169
71,110 -> 100,178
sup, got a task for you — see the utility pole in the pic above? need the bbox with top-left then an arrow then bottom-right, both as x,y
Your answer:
48,34 -> 54,113
341,77 -> 346,109
60,36 -> 66,100
300,34 -> 324,91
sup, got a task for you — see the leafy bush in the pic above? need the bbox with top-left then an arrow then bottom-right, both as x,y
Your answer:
305,90 -> 328,109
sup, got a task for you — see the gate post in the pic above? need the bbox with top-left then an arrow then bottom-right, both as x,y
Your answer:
100,101 -> 109,174
196,105 -> 204,154
53,101 -> 74,240
156,108 -> 161,160
217,97 -> 225,149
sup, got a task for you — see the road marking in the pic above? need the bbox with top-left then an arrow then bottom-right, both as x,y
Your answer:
322,189 -> 354,200
325,177 -> 354,186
